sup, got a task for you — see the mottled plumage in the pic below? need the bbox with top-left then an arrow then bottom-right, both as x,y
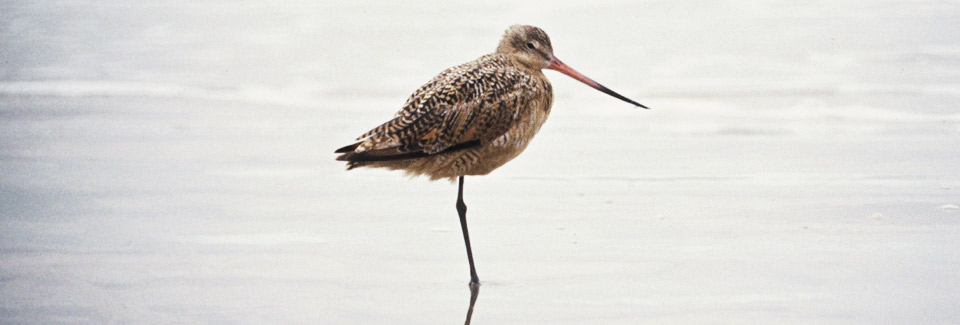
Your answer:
336,25 -> 556,181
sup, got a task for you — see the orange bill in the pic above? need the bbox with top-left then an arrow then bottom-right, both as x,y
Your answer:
547,57 -> 649,109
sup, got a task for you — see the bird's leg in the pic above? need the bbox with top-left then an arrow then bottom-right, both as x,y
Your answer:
457,176 -> 480,287
463,282 -> 480,325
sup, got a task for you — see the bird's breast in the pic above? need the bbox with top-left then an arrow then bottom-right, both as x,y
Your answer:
489,80 -> 552,150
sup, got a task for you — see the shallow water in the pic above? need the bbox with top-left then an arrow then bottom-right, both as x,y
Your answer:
2,1 -> 960,323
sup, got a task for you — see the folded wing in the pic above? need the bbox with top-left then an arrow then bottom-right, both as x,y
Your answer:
336,59 -> 539,167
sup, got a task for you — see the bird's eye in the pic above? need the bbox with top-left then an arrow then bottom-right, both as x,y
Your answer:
525,42 -> 536,50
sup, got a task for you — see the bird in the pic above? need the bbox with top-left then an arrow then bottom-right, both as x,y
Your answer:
335,25 -> 647,287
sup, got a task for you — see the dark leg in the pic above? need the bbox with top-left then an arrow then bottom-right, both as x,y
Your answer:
463,283 -> 480,325
457,176 -> 480,287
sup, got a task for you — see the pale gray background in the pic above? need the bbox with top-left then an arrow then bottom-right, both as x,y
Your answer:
2,0 -> 959,323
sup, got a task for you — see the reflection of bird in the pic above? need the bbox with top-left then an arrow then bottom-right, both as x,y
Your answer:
336,25 -> 647,287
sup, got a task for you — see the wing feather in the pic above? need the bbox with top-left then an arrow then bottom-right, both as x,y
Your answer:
342,54 -> 538,162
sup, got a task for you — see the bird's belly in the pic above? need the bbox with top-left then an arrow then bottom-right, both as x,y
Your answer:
455,107 -> 550,177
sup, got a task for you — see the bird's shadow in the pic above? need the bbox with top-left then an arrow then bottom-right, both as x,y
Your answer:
463,284 -> 480,325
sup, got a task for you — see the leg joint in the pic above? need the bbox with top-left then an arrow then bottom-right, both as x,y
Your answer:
456,198 -> 467,215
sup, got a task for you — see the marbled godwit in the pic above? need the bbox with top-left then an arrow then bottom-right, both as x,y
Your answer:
336,25 -> 647,287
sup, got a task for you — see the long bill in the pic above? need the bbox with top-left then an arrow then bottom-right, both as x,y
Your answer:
547,57 -> 649,109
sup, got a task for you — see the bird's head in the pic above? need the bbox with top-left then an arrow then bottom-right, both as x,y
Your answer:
496,24 -> 649,109
497,25 -> 555,70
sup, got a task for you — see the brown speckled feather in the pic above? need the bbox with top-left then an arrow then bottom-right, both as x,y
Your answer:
337,54 -> 554,180
360,54 -> 541,154
337,25 -> 565,181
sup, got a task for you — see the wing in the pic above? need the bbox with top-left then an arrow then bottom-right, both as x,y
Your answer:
337,55 -> 540,163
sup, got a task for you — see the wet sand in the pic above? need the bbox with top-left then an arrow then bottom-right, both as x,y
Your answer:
2,94 -> 958,323
3,1 -> 960,323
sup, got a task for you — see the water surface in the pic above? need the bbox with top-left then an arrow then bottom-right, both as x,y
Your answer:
2,1 -> 959,323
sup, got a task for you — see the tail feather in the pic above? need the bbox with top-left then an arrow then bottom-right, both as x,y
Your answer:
335,142 -> 360,153
334,139 -> 481,169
